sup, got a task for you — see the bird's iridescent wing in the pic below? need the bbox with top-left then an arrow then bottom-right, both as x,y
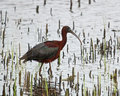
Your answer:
20,42 -> 58,63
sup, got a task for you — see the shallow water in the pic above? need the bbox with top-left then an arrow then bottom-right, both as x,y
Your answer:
0,0 -> 120,95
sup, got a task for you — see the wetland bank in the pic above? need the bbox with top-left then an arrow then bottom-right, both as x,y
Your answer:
0,0 -> 120,95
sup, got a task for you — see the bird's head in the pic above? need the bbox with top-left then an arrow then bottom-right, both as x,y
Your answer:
62,26 -> 82,45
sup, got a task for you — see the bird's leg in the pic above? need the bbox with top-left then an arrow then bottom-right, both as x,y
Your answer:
39,63 -> 43,76
48,63 -> 53,77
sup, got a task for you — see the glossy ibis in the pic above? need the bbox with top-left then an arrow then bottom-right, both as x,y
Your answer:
20,26 -> 82,74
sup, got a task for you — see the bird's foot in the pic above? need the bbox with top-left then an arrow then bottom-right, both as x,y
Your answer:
48,68 -> 53,78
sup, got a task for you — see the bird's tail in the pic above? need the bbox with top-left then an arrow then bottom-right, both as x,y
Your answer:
20,49 -> 33,63
20,54 -> 28,63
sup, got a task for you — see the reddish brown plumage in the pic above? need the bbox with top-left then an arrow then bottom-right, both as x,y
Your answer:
42,41 -> 61,63
20,26 -> 82,63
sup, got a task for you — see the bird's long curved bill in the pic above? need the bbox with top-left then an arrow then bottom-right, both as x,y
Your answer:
70,30 -> 82,45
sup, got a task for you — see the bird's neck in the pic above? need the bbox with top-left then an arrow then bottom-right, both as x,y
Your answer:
60,33 -> 67,50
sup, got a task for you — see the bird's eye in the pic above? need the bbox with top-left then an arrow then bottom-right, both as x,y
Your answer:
67,27 -> 71,32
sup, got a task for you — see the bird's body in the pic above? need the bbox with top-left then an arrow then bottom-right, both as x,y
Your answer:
20,26 -> 82,67
20,41 -> 64,63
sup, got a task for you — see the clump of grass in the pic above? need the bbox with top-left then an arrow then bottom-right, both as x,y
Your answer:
70,0 -> 73,12
73,21 -> 75,30
83,74 -> 86,96
88,0 -> 91,4
65,88 -> 69,96
30,74 -> 33,96
108,22 -> 110,28
13,78 -> 17,96
2,11 -> 7,48
36,5 -> 39,14
3,53 -> 6,69
11,44 -> 14,71
103,39 -> 106,73
16,48 -> 18,66
98,74 -> 101,96
2,84 -> 5,96
110,69 -> 119,95
45,78 -> 48,96
20,89 -> 23,96
44,0 -> 46,6
78,0 -> 80,7
59,75 -> 62,93
46,24 -> 48,39
113,45 -> 115,59
2,28 -> 5,48
19,71 -> 21,86
6,50 -> 10,73
23,71 -> 30,92
103,28 -> 106,39
0,11 -> 2,36
57,55 -> 60,66
113,69 -> 118,94
32,76 -> 60,96
75,72 -> 79,92
62,67 -> 75,83
90,38 -> 94,61
92,85 -> 96,96
62,51 -> 65,59
57,20 -> 61,35
28,43 -> 30,50
73,53 -> 76,65
19,43 -> 21,58
67,44 -> 69,53
58,20 -> 60,29
50,8 -> 53,16
27,72 -> 30,91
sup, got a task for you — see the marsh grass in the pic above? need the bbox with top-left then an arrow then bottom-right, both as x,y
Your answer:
13,78 -> 17,96
89,0 -> 91,4
30,74 -> 33,96
98,74 -> 101,96
2,84 -> 5,96
65,88 -> 69,96
78,0 -> 80,7
103,39 -> 107,73
70,0 -> 73,12
45,78 -> 49,96
83,74 -> 86,96
36,5 -> 39,14
11,44 -> 14,72
32,76 -> 60,96
57,55 -> 60,66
